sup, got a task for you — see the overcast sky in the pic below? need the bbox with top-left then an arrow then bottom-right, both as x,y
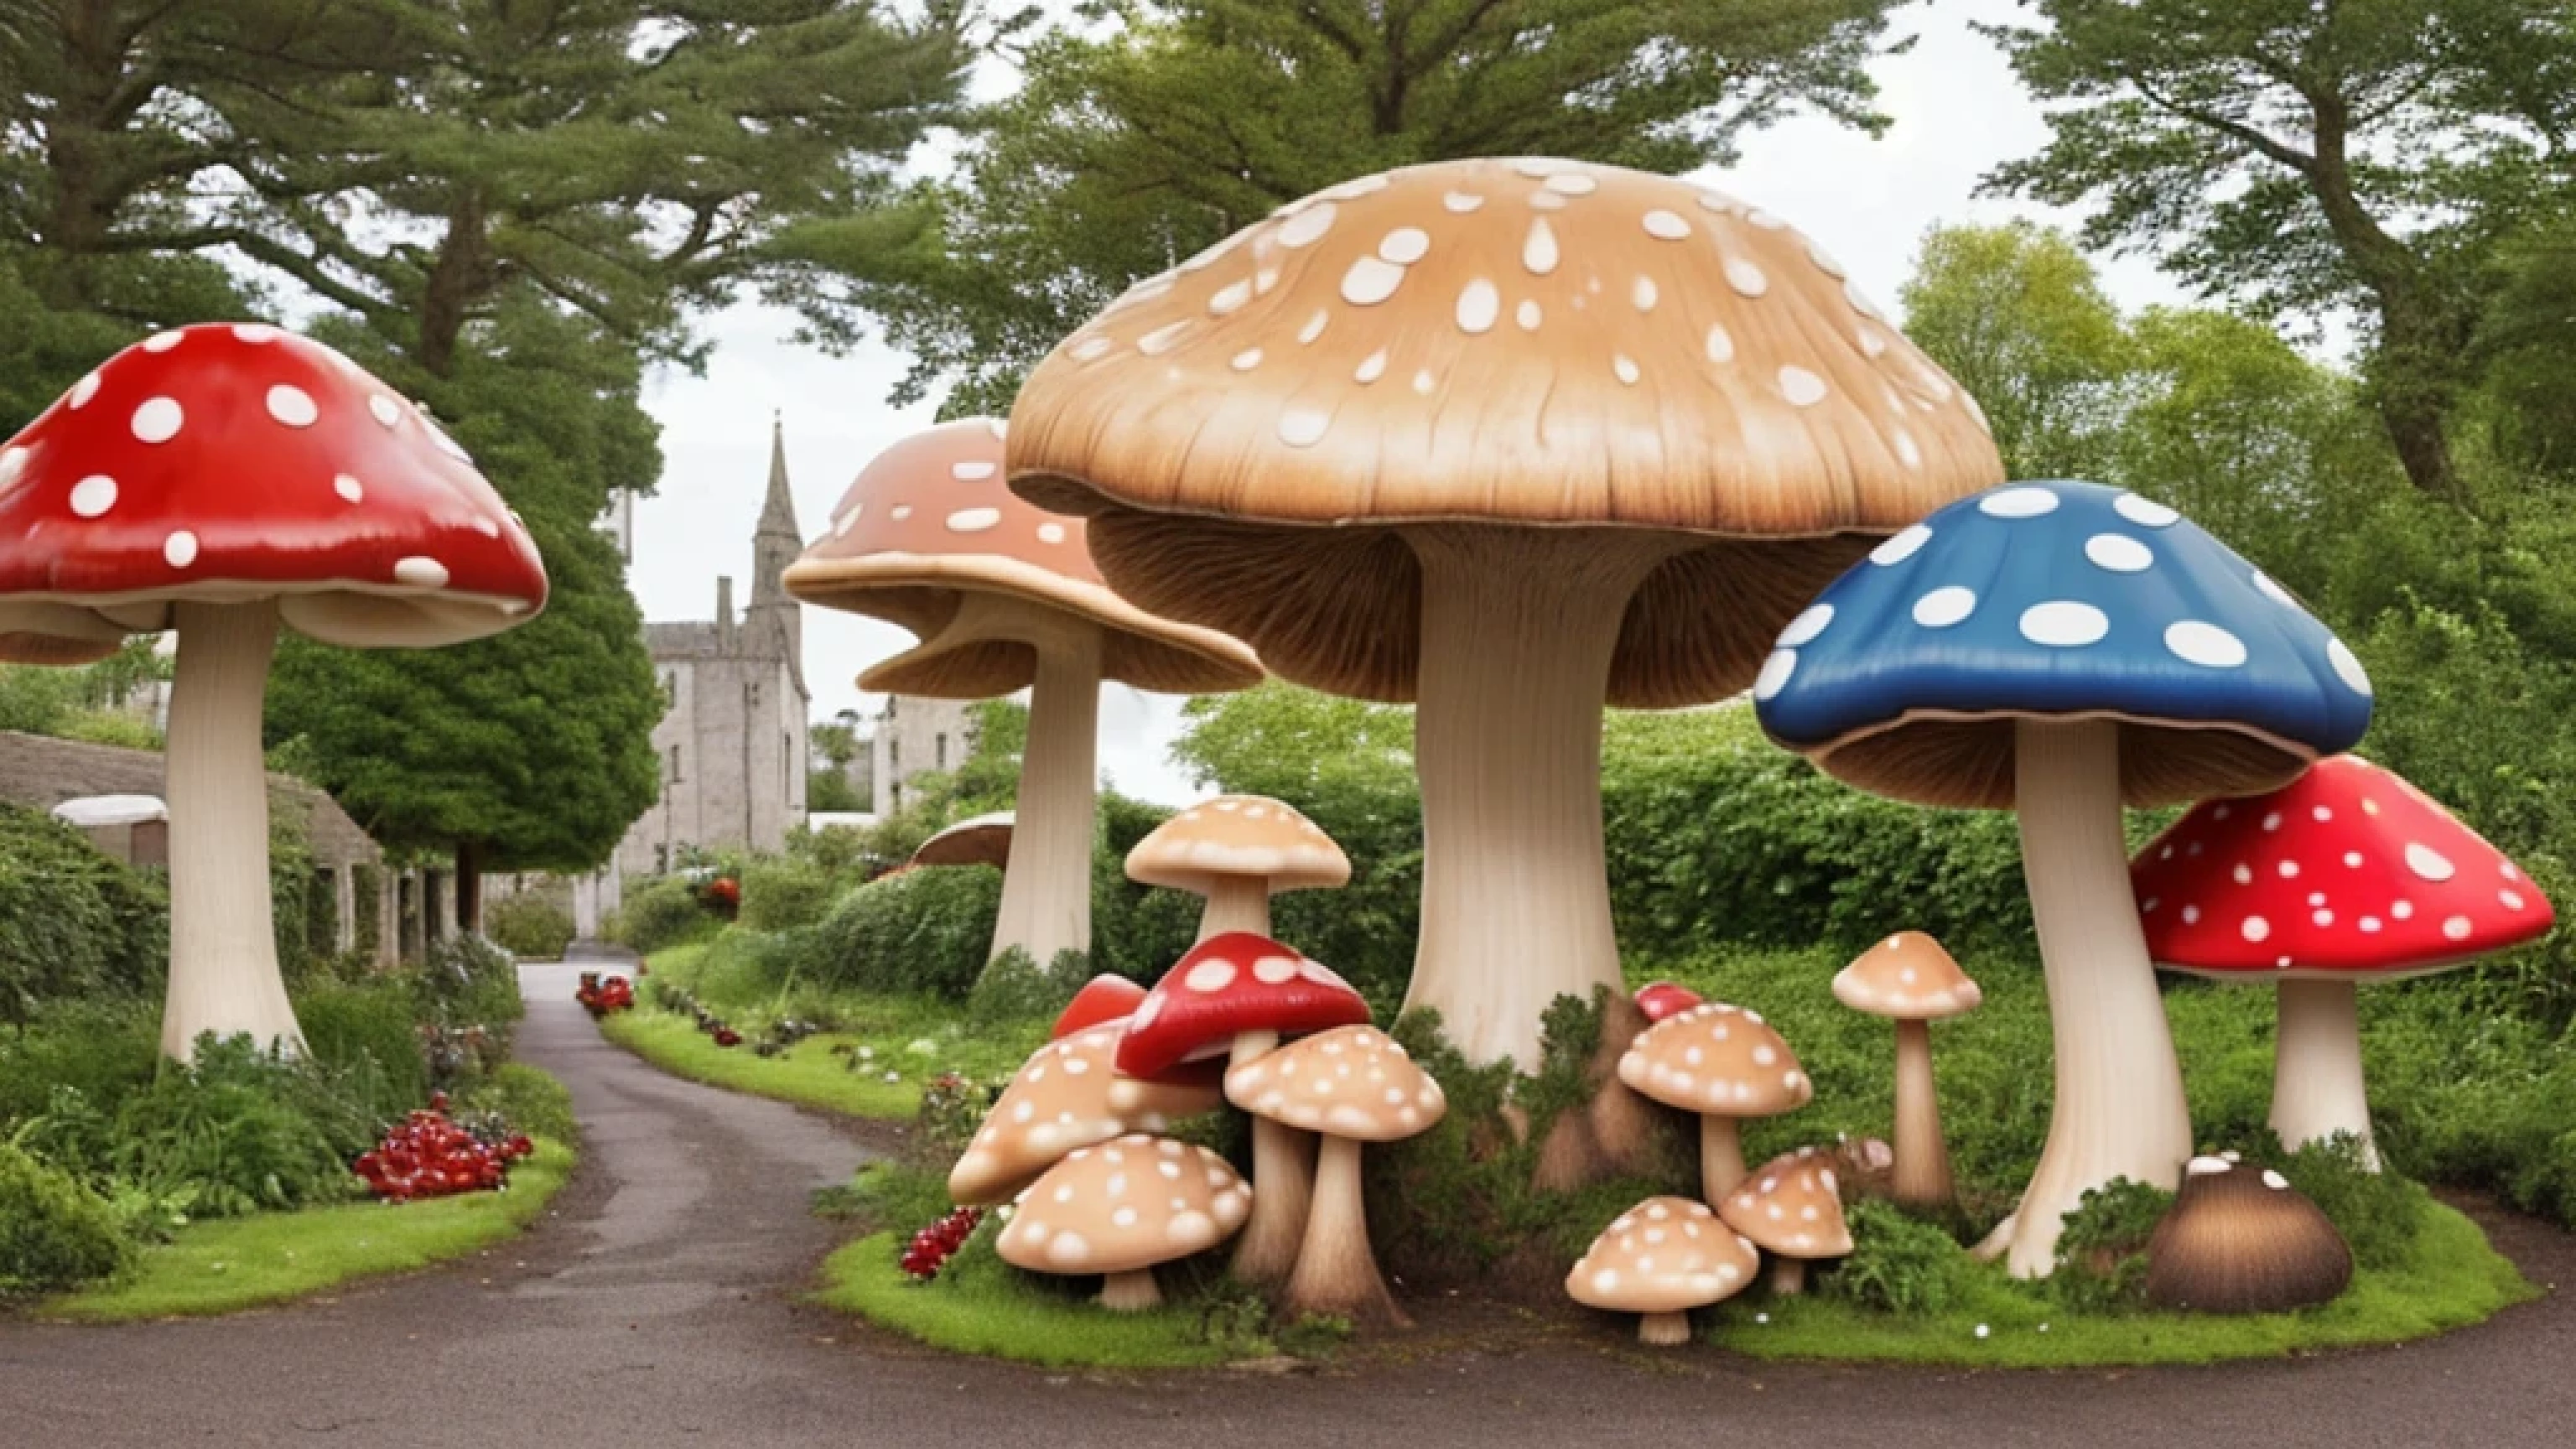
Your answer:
629,0 -> 2193,806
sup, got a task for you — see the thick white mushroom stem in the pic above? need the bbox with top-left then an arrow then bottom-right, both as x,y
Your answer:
1229,1031 -> 1316,1289
1995,719 -> 2194,1277
1700,1114 -> 1750,1203
161,600 -> 304,1060
1195,876 -> 1271,940
1404,527 -> 1681,1068
1889,1019 -> 1955,1208
1282,1133 -> 1403,1327
985,621 -> 1102,977
1098,1269 -> 1161,1312
1770,1257 -> 1808,1296
1638,1310 -> 1690,1347
2271,979 -> 2380,1170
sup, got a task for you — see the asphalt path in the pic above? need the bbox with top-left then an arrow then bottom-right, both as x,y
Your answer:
3,958 -> 2567,1447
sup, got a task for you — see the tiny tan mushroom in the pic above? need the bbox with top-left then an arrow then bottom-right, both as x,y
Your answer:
1126,794 -> 1351,939
1718,1147 -> 1854,1296
1617,1001 -> 1811,1200
1227,1024 -> 1445,1325
948,1023 -> 1223,1205
998,1135 -> 1253,1311
1566,1196 -> 1759,1345
1833,931 -> 1981,1208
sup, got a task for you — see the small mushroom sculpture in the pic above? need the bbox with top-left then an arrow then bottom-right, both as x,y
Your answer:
785,420 -> 1259,978
1566,1196 -> 1759,1345
1633,980 -> 1706,1024
2144,1155 -> 2352,1313
0,324 -> 548,1058
948,1023 -> 1223,1206
1618,1001 -> 1811,1201
1225,1024 -> 1446,1325
1718,1147 -> 1853,1296
2132,754 -> 2553,1166
1117,933 -> 1372,1288
1000,1135 -> 1253,1311
1126,794 -> 1350,939
1007,157 -> 2004,1072
1832,932 -> 1981,1208
909,811 -> 1014,870
1755,480 -> 2373,1276
1051,974 -> 1149,1038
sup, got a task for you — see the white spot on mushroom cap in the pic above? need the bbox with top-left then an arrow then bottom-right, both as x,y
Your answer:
951,460 -> 997,482
1037,522 -> 1067,545
1913,586 -> 1976,629
1276,202 -> 1337,248
2114,493 -> 2181,527
131,397 -> 183,444
1208,280 -> 1252,316
2328,638 -> 2372,696
68,373 -> 101,410
1516,299 -> 1543,331
143,331 -> 183,353
1779,366 -> 1828,408
1779,605 -> 1834,648
394,557 -> 449,589
1753,650 -> 1797,702
2019,600 -> 2109,648
1070,336 -> 1113,361
2086,534 -> 2153,573
1230,348 -> 1263,372
1980,486 -> 2059,519
69,475 -> 117,517
1522,218 -> 1559,275
2444,916 -> 2474,941
2242,916 -> 2271,943
1632,275 -> 1659,312
2166,621 -> 2248,668
335,474 -> 365,504
1442,191 -> 1484,213
1723,257 -> 1768,297
1642,208 -> 1692,240
947,507 -> 1002,534
1456,278 -> 1500,335
1278,408 -> 1332,449
164,532 -> 199,569
1613,355 -> 1641,387
370,395 -> 402,428
1297,310 -> 1328,345
1705,324 -> 1734,364
1872,525 -> 1931,566
1341,256 -> 1406,306
1137,320 -> 1192,356
265,384 -> 318,428
2405,843 -> 2454,882
1378,226 -> 1431,264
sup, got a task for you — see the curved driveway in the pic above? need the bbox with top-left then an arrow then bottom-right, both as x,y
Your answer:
1,961 -> 2567,1447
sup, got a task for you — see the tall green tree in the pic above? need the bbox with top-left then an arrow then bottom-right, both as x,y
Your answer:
1985,0 -> 2576,500
839,0 -> 1907,413
1896,221 -> 2132,479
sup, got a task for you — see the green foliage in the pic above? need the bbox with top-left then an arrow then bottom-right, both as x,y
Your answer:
965,948 -> 1080,1030
293,981 -> 430,1118
849,0 -> 1906,413
785,866 -> 1003,1002
0,803 -> 169,1021
613,876 -> 718,955
2251,1135 -> 2427,1273
464,1063 -> 579,1146
2048,1178 -> 2174,1313
1898,221 -> 2132,478
484,891 -> 577,962
0,1142 -> 134,1298
1820,1200 -> 1974,1315
738,857 -> 839,934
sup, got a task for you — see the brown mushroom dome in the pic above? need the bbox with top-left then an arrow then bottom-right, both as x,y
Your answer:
784,418 -> 1259,696
1006,158 -> 2003,704
1126,794 -> 1350,895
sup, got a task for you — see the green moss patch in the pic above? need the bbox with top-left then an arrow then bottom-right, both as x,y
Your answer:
1709,1200 -> 2532,1366
41,1138 -> 574,1322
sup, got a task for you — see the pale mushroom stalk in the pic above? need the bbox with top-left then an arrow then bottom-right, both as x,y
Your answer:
1197,878 -> 1272,938
1284,1133 -> 1400,1326
1405,527 -> 1684,1067
1699,1117 -> 1751,1203
968,597 -> 1102,974
1888,1017 -> 1953,1208
1638,1311 -> 1690,1347
1770,1259 -> 1809,1296
159,600 -> 304,1057
1227,1026 -> 1313,1290
1098,1270 -> 1161,1311
1995,719 -> 2194,1277
2269,979 -> 2376,1169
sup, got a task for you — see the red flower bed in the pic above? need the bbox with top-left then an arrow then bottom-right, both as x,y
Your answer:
901,1206 -> 985,1280
352,1093 -> 535,1202
576,973 -> 635,1018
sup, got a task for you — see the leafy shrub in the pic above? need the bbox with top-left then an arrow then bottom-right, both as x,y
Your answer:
0,1142 -> 134,1296
45,1038 -> 377,1218
2254,1135 -> 2428,1271
485,891 -> 576,960
296,978 -> 429,1119
0,802 -> 169,1019
611,875 -> 711,954
464,1062 -> 577,1144
740,856 -> 839,933
966,948 -> 1082,1027
2049,1177 -> 2174,1312
783,865 -> 1002,1001
1821,1199 -> 1975,1314
0,1001 -> 158,1126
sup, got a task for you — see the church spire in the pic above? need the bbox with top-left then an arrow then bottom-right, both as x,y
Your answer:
756,409 -> 800,543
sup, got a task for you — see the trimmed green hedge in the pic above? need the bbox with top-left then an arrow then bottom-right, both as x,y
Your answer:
0,803 -> 169,1019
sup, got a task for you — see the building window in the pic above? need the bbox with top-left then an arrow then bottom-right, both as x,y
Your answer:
890,739 -> 900,771
935,732 -> 948,770
670,745 -> 682,783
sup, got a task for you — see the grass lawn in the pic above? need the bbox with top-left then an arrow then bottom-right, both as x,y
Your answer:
1708,1200 -> 2534,1366
813,1231 -> 1264,1368
595,937 -> 1042,1121
40,1139 -> 575,1322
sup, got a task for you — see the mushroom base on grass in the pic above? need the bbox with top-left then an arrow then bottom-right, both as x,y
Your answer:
1098,1270 -> 1163,1312
162,599 -> 304,1059
1283,1135 -> 1406,1328
1637,1310 -> 1692,1347
1985,719 -> 2194,1277
2270,979 -> 2381,1170
1402,527 -> 1688,1071
1889,1017 -> 1954,1208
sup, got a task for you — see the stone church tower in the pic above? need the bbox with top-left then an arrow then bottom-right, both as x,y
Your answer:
610,418 -> 813,880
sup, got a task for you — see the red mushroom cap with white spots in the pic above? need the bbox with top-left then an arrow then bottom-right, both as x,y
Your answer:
1114,932 -> 1372,1080
1633,980 -> 1706,1024
0,324 -> 545,658
1007,158 -> 2004,705
782,418 -> 1259,696
2132,754 -> 2553,979
1051,974 -> 1150,1040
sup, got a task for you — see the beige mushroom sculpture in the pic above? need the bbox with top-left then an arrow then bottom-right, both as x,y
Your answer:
909,811 -> 1014,870
1618,1001 -> 1811,1201
1126,794 -> 1350,939
1566,1196 -> 1760,1345
1006,158 -> 2002,1070
1225,1024 -> 1446,1325
787,420 -> 1259,979
1718,1147 -> 1853,1296
948,1022 -> 1224,1206
1833,932 -> 1981,1208
999,1135 -> 1253,1311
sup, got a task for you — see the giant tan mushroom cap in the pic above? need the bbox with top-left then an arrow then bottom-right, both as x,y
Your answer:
948,1023 -> 1224,1205
1566,1195 -> 1761,1345
1225,1024 -> 1446,1140
997,1135 -> 1253,1311
785,418 -> 1258,696
1618,1001 -> 1810,1202
1009,158 -> 2001,706
1719,1146 -> 1853,1294
1833,931 -> 1982,1021
1128,795 -> 1351,896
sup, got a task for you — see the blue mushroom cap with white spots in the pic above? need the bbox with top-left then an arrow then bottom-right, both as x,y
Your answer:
1753,481 -> 2373,809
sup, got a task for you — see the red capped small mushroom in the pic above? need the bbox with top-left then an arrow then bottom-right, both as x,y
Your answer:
1633,980 -> 1705,1024
1116,932 -> 1371,1288
2132,755 -> 2553,1165
1052,974 -> 1149,1039
0,325 -> 546,1058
